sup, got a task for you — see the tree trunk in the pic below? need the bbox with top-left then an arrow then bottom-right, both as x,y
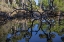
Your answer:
8,0 -> 10,5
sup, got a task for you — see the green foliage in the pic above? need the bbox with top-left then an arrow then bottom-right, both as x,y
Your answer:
16,0 -> 19,4
54,0 -> 64,11
42,0 -> 49,7
12,3 -> 18,8
26,0 -> 38,11
0,0 -> 64,11
38,0 -> 64,11
32,5 -> 38,10
32,0 -> 36,5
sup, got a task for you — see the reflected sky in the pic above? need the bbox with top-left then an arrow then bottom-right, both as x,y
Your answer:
18,31 -> 63,42
17,24 -> 63,42
35,0 -> 38,5
6,20 -> 64,42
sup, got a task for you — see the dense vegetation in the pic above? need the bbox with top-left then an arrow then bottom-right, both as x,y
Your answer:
0,0 -> 64,12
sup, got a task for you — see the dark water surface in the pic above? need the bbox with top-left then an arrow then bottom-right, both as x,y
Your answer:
7,24 -> 64,42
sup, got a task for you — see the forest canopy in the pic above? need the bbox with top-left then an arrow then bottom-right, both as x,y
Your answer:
0,0 -> 64,12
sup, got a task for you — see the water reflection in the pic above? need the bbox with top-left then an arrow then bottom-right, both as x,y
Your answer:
6,24 -> 64,42
4,14 -> 64,42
